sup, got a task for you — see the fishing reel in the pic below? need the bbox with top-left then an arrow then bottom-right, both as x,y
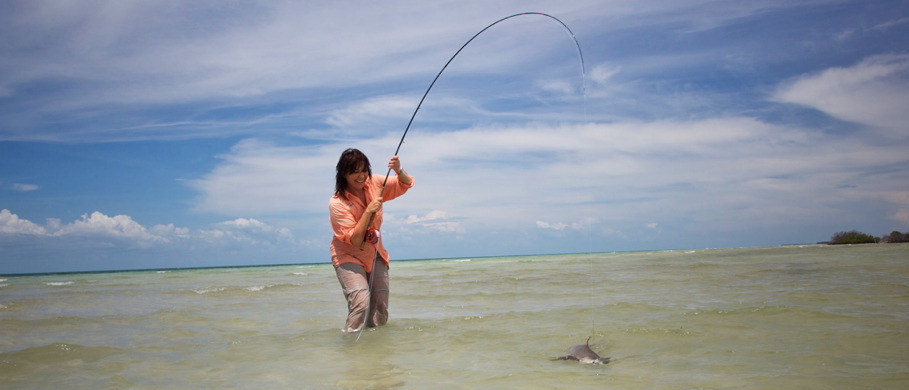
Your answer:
365,228 -> 380,244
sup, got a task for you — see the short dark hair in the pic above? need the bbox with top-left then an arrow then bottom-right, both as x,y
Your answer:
335,148 -> 371,196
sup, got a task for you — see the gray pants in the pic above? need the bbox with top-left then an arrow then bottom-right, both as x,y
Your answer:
335,260 -> 389,333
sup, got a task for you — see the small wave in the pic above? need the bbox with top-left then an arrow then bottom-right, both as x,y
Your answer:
45,281 -> 74,286
156,270 -> 170,274
192,287 -> 227,294
453,259 -> 471,263
0,284 -> 8,288
292,272 -> 308,276
0,278 -> 7,282
192,284 -> 292,294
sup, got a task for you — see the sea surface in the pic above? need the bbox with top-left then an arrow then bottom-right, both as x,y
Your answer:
1,244 -> 907,389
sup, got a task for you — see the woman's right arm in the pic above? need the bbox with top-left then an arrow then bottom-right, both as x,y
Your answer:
349,197 -> 382,248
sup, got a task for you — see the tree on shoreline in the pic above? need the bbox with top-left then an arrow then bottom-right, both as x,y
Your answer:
829,230 -> 879,245
882,231 -> 909,243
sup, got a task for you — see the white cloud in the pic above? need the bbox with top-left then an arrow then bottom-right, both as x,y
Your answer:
0,209 -> 297,249
325,95 -> 417,129
538,79 -> 576,96
537,217 -> 597,232
590,63 -> 622,84
774,54 -> 909,132
881,191 -> 909,225
200,217 -> 295,245
871,17 -> 909,31
404,210 -> 448,224
893,209 -> 909,225
536,220 -> 568,231
53,211 -> 172,245
0,209 -> 48,235
11,183 -> 39,192
195,217 -> 298,246
401,210 -> 464,233
188,138 -> 338,215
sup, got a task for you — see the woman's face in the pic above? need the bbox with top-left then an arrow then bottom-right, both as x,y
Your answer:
345,164 -> 369,193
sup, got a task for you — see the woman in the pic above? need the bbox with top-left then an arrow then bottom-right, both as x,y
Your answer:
329,148 -> 414,333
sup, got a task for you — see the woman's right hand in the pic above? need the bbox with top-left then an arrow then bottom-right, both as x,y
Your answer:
366,197 -> 383,214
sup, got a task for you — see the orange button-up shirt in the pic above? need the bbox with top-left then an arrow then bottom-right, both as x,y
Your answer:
329,173 -> 414,272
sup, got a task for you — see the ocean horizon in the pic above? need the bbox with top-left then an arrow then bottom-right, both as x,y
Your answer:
1,243 -> 827,277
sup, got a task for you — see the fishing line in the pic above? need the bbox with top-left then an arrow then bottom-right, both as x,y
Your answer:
356,12 -> 586,342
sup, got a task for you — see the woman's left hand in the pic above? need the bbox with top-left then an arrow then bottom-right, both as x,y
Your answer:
388,155 -> 412,185
388,156 -> 402,173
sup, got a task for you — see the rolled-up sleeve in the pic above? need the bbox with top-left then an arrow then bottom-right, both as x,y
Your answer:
382,174 -> 414,201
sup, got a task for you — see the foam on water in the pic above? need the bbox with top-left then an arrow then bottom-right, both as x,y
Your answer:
1,244 -> 907,389
191,287 -> 228,294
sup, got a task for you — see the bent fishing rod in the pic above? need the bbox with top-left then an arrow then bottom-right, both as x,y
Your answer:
358,11 -> 585,246
356,11 -> 585,342
386,11 -> 584,186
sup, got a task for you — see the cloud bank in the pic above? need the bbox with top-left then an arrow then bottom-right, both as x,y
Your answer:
1,208 -> 300,255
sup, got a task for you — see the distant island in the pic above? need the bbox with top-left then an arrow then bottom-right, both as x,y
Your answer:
826,230 -> 909,245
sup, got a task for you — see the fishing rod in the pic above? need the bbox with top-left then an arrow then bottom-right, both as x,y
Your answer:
358,11 -> 585,246
356,12 -> 586,342
385,11 -> 585,186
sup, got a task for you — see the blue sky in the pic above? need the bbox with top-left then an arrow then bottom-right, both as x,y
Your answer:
2,0 -> 908,274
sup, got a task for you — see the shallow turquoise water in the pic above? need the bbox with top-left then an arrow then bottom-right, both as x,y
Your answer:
2,244 -> 908,389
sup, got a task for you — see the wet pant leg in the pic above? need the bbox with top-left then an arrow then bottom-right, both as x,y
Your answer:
368,260 -> 389,327
335,259 -> 389,332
